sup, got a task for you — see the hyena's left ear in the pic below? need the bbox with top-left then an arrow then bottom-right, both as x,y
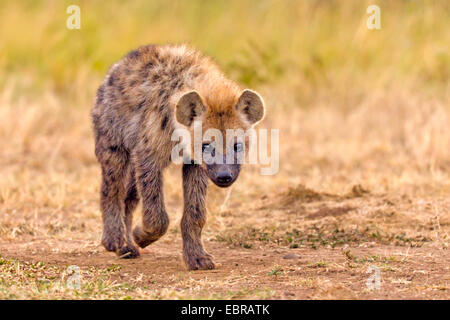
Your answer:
235,89 -> 265,125
175,91 -> 207,127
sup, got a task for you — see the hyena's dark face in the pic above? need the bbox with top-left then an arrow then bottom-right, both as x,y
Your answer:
175,88 -> 265,188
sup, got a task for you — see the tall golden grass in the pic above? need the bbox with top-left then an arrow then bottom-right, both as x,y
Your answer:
1,1 -> 449,96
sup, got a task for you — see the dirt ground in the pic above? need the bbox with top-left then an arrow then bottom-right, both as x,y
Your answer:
0,238 -> 448,299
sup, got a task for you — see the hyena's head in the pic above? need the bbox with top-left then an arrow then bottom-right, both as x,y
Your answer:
175,85 -> 265,188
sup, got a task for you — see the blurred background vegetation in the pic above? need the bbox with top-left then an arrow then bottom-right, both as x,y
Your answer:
0,0 -> 448,107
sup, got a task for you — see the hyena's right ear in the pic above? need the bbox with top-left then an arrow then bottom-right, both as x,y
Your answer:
175,91 -> 206,127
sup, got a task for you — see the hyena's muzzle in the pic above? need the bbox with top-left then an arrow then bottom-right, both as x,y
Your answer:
206,162 -> 241,188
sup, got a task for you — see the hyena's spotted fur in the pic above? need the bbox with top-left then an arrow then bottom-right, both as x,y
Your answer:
91,44 -> 264,270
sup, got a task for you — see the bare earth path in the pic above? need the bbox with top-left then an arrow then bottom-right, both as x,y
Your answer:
0,235 -> 448,299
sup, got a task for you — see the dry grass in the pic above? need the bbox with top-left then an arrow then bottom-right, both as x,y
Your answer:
0,0 -> 449,299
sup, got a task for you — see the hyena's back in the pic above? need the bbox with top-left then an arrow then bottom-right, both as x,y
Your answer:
91,44 -> 221,154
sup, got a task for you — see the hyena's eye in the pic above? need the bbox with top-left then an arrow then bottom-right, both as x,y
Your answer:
202,143 -> 215,155
234,142 -> 244,153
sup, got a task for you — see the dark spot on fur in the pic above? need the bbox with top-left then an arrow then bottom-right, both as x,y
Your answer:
137,100 -> 145,110
193,205 -> 204,219
152,74 -> 160,82
108,90 -> 116,100
92,115 -> 100,128
101,186 -> 109,197
169,69 -> 178,78
161,115 -> 169,130
153,50 -> 161,61
108,73 -> 116,86
171,80 -> 180,89
125,188 -> 138,203
106,168 -> 114,177
127,50 -> 140,59
109,145 -> 118,152
140,69 -> 149,79
161,92 -> 169,102
174,56 -> 182,65
129,79 -> 137,87
96,86 -> 104,105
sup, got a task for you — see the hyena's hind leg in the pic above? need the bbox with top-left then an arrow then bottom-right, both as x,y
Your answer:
97,144 -> 138,258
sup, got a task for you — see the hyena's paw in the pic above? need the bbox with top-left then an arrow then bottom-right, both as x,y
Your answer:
101,232 -> 125,252
184,252 -> 215,270
133,226 -> 161,248
116,244 -> 140,259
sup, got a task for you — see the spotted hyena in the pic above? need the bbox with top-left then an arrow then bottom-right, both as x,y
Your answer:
91,44 -> 265,270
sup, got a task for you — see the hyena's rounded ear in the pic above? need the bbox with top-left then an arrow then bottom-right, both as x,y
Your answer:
235,89 -> 265,125
175,91 -> 206,127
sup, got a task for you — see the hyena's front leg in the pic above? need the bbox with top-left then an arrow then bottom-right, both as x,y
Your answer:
181,163 -> 215,270
133,157 -> 169,248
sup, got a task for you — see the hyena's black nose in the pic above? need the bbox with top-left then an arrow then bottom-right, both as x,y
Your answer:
216,171 -> 232,184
